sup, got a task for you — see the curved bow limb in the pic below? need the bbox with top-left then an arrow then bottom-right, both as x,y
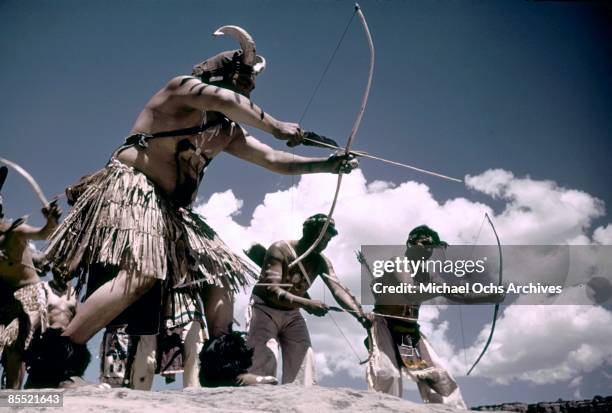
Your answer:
289,3 -> 375,270
0,157 -> 50,206
466,212 -> 503,375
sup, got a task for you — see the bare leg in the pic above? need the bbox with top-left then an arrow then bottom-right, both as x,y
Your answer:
200,283 -> 233,338
182,321 -> 205,388
4,348 -> 25,389
63,270 -> 157,344
130,335 -> 156,390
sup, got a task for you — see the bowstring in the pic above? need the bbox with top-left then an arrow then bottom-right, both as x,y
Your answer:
458,305 -> 468,368
468,214 -> 487,259
286,6 -> 361,364
290,7 -> 358,220
298,9 -> 358,125
459,213 -> 488,370
323,281 -> 363,364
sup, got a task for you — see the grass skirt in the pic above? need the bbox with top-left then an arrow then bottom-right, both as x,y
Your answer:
0,283 -> 47,360
46,159 -> 255,294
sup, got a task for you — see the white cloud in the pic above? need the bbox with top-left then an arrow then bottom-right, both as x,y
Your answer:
193,169 -> 612,385
466,169 -> 605,245
465,169 -> 514,198
569,375 -> 582,388
455,304 -> 612,385
570,376 -> 583,399
593,224 -> 612,245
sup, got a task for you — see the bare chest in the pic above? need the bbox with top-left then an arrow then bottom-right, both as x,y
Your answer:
47,294 -> 76,313
282,261 -> 320,294
45,288 -> 77,313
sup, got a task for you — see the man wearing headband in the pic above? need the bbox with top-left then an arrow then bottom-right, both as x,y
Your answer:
245,214 -> 369,386
365,225 -> 502,408
0,167 -> 62,388
365,225 -> 465,407
41,26 -> 357,388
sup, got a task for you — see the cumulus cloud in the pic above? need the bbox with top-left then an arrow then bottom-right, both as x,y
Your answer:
466,169 -> 605,245
453,304 -> 612,385
593,224 -> 612,245
193,169 -> 611,385
569,376 -> 583,399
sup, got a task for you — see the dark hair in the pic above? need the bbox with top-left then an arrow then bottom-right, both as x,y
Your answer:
302,213 -> 338,239
407,225 -> 447,247
244,243 -> 267,268
199,331 -> 253,387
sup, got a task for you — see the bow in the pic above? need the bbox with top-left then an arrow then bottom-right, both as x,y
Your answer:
289,3 -> 375,269
0,157 -> 50,206
466,212 -> 503,375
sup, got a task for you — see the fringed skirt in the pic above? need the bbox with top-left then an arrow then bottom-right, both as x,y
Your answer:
0,283 -> 47,359
46,159 -> 255,295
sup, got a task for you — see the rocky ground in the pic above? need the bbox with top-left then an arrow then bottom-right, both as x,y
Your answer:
1,384 -> 493,413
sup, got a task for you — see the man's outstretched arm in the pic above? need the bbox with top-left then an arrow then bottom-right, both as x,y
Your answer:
320,257 -> 369,327
169,76 -> 302,146
225,129 -> 358,175
13,202 -> 61,241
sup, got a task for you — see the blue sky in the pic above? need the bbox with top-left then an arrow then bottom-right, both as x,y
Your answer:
1,0 -> 611,406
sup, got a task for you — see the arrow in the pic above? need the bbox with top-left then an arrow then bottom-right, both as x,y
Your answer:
303,132 -> 463,183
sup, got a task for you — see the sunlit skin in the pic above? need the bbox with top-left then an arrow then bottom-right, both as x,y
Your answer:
373,234 -> 504,319
0,203 -> 61,389
63,71 -> 358,345
254,228 -> 368,327
44,271 -> 77,331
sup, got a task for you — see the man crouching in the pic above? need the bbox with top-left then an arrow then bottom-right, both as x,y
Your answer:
0,166 -> 62,389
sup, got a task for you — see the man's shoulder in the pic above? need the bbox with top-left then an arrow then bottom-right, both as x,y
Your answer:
166,75 -> 203,92
4,225 -> 30,244
267,240 -> 294,260
269,240 -> 290,252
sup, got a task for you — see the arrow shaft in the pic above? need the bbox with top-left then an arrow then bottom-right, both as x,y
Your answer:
303,136 -> 462,183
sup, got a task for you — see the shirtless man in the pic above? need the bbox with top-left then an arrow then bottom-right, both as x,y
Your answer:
43,268 -> 77,331
246,214 -> 369,385
42,26 -> 356,387
0,166 -> 62,389
24,268 -> 85,389
364,225 -> 503,408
